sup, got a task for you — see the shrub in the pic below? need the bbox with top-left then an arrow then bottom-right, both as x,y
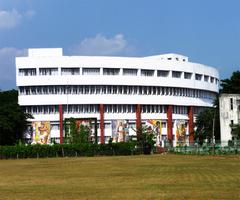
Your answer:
0,141 -> 139,159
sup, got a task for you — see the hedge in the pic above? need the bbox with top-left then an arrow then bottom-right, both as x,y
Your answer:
0,142 -> 142,159
171,145 -> 240,155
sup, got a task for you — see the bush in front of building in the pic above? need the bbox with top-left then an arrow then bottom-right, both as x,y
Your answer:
0,141 -> 141,159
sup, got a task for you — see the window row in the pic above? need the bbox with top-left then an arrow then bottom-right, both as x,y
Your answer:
23,105 -> 99,114
22,104 -> 205,115
104,105 -> 136,113
18,67 -> 219,84
19,85 -> 217,99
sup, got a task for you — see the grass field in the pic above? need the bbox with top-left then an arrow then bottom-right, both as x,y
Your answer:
0,154 -> 239,200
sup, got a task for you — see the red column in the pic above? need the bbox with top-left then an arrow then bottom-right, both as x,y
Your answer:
167,105 -> 173,142
59,104 -> 63,144
99,104 -> 105,144
188,106 -> 194,144
136,104 -> 141,140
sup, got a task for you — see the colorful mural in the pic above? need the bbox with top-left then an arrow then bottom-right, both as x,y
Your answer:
145,119 -> 162,146
111,120 -> 130,142
32,121 -> 51,144
176,120 -> 186,146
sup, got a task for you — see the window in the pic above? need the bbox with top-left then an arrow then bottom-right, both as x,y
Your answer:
173,106 -> 188,114
103,68 -> 120,75
39,68 -> 58,76
204,75 -> 209,82
51,124 -> 59,130
82,68 -> 100,75
167,57 -> 172,60
104,123 -> 111,129
172,71 -> 182,78
230,98 -> 233,110
19,68 -> 36,76
63,104 -> 99,114
123,68 -> 138,76
23,105 -> 59,114
161,122 -> 166,128
195,74 -> 202,81
184,72 -> 192,79
237,100 -> 240,111
142,105 -> 166,113
210,77 -> 214,83
61,68 -> 80,75
157,70 -> 169,77
141,69 -> 154,77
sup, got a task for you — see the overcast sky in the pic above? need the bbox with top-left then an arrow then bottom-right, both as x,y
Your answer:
0,0 -> 240,90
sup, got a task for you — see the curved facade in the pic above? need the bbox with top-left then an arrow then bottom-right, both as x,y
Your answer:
16,48 -> 219,146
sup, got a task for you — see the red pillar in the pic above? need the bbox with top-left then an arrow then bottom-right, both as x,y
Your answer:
136,104 -> 141,140
167,105 -> 173,142
59,104 -> 63,144
99,104 -> 105,144
188,106 -> 194,144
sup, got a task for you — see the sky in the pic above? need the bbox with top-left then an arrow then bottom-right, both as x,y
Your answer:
0,0 -> 240,90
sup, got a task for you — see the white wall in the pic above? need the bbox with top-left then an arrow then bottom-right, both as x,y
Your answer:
220,94 -> 240,142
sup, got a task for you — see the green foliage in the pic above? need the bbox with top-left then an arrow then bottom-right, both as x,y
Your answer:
194,108 -> 215,145
0,141 -> 139,159
64,118 -> 91,144
134,125 -> 156,154
220,71 -> 240,94
0,90 -> 32,145
172,144 -> 240,155
64,117 -> 75,143
76,125 -> 89,144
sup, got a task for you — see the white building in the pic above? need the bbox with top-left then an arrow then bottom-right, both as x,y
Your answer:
16,48 -> 219,145
219,94 -> 240,143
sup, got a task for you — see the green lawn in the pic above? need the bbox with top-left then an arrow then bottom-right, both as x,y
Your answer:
0,154 -> 239,200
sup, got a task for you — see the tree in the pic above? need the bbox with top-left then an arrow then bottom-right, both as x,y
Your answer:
194,108 -> 214,145
220,71 -> 240,93
64,118 -> 90,144
0,90 -> 31,145
194,93 -> 221,144
133,125 -> 156,154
